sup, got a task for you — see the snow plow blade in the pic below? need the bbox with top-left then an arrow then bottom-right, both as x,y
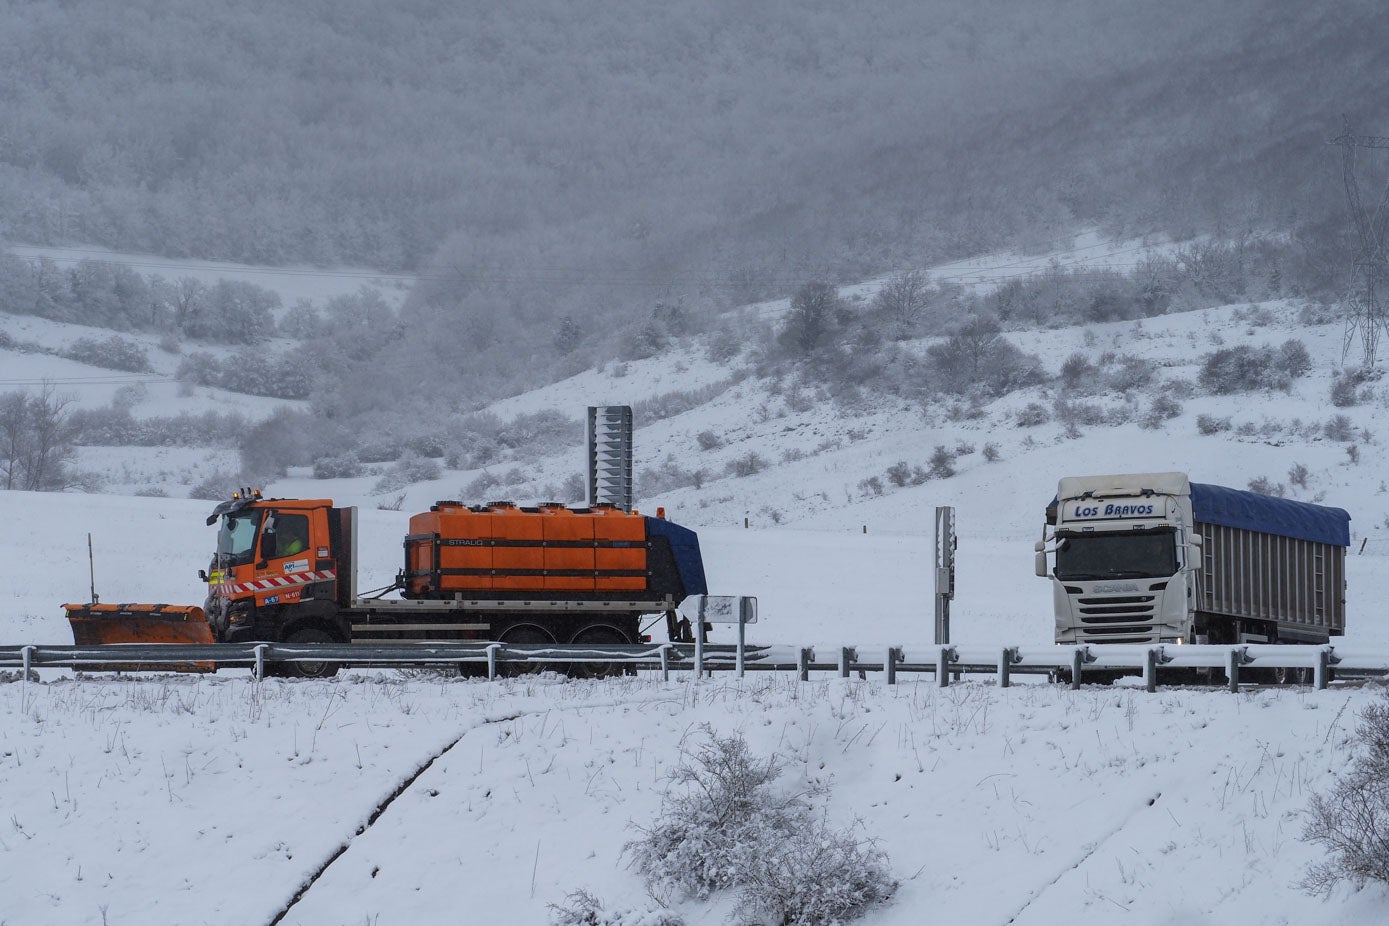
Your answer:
64,603 -> 216,672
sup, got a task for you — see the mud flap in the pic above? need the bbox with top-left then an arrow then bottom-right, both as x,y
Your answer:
64,603 -> 216,672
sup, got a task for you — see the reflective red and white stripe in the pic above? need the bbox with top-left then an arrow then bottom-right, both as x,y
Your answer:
217,570 -> 336,597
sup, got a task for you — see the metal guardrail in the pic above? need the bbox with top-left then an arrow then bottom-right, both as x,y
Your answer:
3,641 -> 1388,688
0,641 -> 785,681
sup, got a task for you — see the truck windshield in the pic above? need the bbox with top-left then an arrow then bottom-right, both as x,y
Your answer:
216,510 -> 263,567
1054,529 -> 1177,580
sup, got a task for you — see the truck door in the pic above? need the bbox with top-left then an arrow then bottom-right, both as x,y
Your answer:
260,511 -> 311,568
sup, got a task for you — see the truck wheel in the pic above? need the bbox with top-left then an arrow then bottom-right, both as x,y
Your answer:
497,623 -> 557,676
282,628 -> 341,679
1273,666 -> 1311,686
569,624 -> 631,679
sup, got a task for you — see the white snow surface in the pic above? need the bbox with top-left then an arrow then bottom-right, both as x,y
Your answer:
4,489 -> 1389,924
6,234 -> 1389,922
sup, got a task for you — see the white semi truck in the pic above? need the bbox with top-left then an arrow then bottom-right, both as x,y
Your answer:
1036,472 -> 1350,646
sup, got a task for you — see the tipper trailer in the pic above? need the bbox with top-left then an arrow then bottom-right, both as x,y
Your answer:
1036,472 -> 1349,647
67,491 -> 709,676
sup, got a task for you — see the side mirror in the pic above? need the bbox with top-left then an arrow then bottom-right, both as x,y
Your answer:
1188,534 -> 1203,548
1033,540 -> 1045,553
1035,551 -> 1048,578
198,569 -> 208,582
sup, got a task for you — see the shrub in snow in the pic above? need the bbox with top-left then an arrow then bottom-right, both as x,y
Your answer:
1247,476 -> 1285,497
372,452 -> 441,493
696,430 -> 722,451
548,889 -> 684,926
63,335 -> 152,372
358,441 -> 403,464
1198,345 -> 1292,394
638,460 -> 707,494
1058,352 -> 1095,390
188,472 -> 242,501
464,471 -> 501,497
626,728 -> 814,898
1053,398 -> 1106,427
927,445 -> 957,479
1281,339 -> 1313,377
313,453 -> 364,479
1196,414 -> 1232,435
737,811 -> 896,926
1324,414 -> 1355,442
1102,354 -> 1156,393
706,326 -> 742,364
561,472 -> 586,502
1302,689 -> 1389,894
625,728 -> 896,923
1330,368 -> 1377,408
885,461 -> 926,488
1016,402 -> 1050,427
726,452 -> 765,478
1139,395 -> 1182,429
982,442 -> 1001,462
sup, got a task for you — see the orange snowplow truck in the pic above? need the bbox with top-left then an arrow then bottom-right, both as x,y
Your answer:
67,491 -> 709,677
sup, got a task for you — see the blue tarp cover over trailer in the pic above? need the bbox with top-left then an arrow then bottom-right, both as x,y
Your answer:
1189,483 -> 1349,547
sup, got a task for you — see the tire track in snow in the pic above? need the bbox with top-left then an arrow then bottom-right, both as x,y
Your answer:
265,690 -> 678,926
1003,790 -> 1163,924
266,710 -> 525,926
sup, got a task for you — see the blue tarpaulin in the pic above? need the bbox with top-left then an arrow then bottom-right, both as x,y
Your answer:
1190,483 -> 1350,547
644,517 -> 709,596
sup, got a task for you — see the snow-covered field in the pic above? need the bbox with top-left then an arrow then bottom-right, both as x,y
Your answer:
4,487 -> 1389,924
8,670 -> 1388,926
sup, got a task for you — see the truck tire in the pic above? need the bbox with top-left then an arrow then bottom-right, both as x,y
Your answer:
281,627 -> 341,679
568,624 -> 631,679
496,623 -> 557,676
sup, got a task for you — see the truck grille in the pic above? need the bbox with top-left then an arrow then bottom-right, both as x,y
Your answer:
1075,594 -> 1158,643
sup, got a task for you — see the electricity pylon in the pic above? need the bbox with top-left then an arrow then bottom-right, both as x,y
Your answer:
1330,118 -> 1389,367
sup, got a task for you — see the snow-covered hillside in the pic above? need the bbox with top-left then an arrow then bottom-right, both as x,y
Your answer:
6,234 -> 1389,924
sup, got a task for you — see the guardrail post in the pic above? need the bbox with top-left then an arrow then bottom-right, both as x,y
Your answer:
1071,648 -> 1083,690
937,646 -> 951,688
21,645 -> 34,685
886,647 -> 899,686
1227,647 -> 1240,693
253,644 -> 267,681
798,647 -> 811,682
839,647 -> 854,679
736,614 -> 746,678
694,633 -> 705,679
998,647 -> 1014,689
659,643 -> 671,682
1315,647 -> 1330,690
1144,648 -> 1158,693
486,643 -> 501,681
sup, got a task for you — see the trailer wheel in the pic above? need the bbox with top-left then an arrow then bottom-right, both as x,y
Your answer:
568,624 -> 631,679
282,628 -> 341,679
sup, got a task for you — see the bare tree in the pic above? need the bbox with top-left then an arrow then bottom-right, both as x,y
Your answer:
779,282 -> 844,355
0,386 -> 78,491
873,270 -> 930,339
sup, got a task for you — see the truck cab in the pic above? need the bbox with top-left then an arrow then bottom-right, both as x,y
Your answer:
1037,473 -> 1199,645
203,493 -> 346,646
